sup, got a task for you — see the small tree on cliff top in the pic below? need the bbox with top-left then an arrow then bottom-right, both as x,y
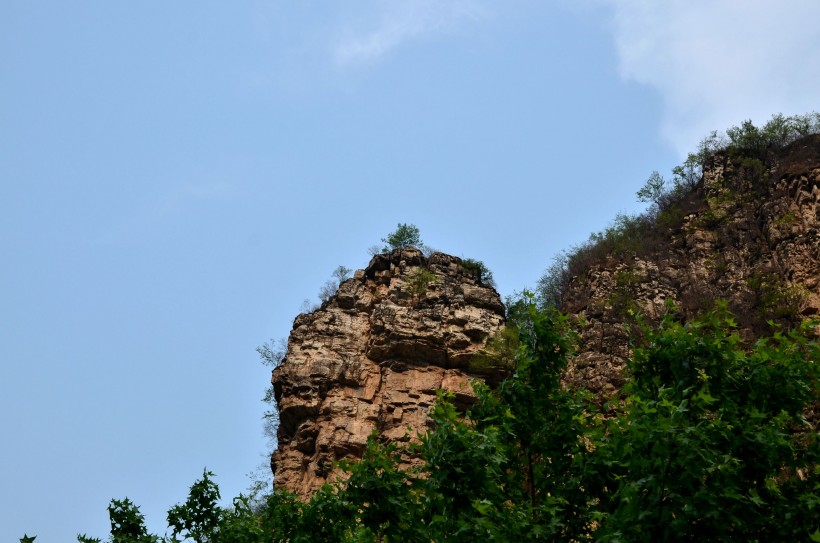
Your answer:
381,223 -> 423,252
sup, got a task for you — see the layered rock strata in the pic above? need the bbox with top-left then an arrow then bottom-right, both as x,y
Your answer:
271,249 -> 505,498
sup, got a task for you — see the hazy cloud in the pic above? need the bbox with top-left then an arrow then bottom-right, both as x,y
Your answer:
604,0 -> 820,154
332,0 -> 487,66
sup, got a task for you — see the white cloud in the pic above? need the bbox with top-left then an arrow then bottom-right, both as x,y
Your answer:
332,0 -> 487,66
604,0 -> 820,154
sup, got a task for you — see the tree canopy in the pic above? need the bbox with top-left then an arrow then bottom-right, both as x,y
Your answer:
58,298 -> 818,542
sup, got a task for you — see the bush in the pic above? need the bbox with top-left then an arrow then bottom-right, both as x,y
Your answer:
535,252 -> 571,309
536,213 -> 655,309
408,267 -> 437,302
317,265 -> 353,304
77,498 -> 159,543
726,112 -> 820,163
461,258 -> 496,287
167,470 -> 222,543
747,271 -> 809,324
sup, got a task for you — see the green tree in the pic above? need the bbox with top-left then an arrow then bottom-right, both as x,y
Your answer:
291,485 -> 353,543
167,470 -> 223,543
381,223 -> 423,252
332,265 -> 352,282
77,498 -> 159,543
338,434 -> 423,542
215,495 -> 266,543
254,491 -> 302,542
470,296 -> 591,541
256,338 -> 286,369
637,170 -> 667,207
416,392 -> 510,541
590,304 -> 819,542
318,265 -> 353,303
405,295 -> 591,542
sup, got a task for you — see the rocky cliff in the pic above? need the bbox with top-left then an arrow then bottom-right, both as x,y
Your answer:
561,135 -> 819,399
271,249 -> 505,498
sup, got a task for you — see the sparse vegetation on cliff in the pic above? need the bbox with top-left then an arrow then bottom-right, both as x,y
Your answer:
318,265 -> 353,304
407,267 -> 437,302
461,257 -> 496,287
257,338 -> 287,447
536,112 -> 820,315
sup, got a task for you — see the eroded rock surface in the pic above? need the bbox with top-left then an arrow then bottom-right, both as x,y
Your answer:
271,249 -> 505,498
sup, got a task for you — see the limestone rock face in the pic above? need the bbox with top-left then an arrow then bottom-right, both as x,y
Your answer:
271,249 -> 505,498
561,135 -> 820,399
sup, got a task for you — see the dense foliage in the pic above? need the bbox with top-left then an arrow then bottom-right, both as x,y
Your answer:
52,298 -> 817,542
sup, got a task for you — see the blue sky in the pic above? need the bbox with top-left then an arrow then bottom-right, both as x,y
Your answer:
2,1 -> 819,540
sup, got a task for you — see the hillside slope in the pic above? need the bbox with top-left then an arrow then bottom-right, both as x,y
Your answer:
561,134 -> 819,399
